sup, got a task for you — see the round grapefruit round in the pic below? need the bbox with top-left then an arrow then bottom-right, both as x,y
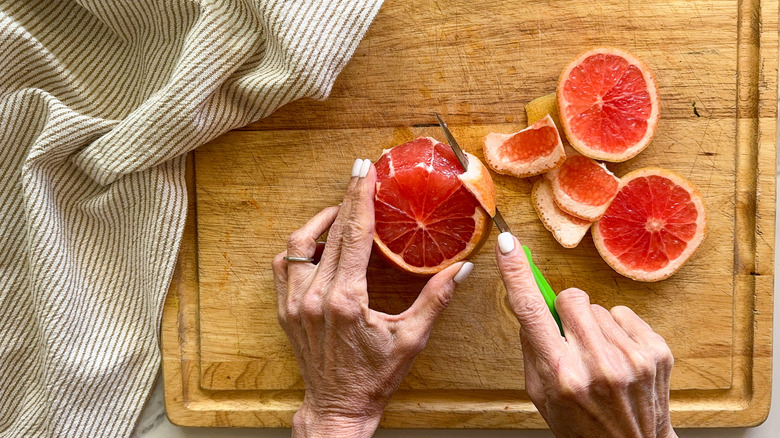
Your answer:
557,48 -> 660,162
592,168 -> 706,282
374,137 -> 496,275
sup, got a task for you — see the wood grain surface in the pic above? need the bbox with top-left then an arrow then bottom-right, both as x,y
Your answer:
162,0 -> 778,428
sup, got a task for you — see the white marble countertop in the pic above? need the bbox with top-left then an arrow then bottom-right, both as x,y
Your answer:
132,105 -> 780,438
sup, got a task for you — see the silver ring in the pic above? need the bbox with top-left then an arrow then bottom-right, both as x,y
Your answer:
283,256 -> 315,262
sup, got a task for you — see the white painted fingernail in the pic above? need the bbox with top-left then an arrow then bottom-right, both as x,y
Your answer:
358,158 -> 371,178
351,158 -> 363,177
453,261 -> 474,284
498,232 -> 515,254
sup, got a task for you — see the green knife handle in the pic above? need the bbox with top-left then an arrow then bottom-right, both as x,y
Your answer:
522,245 -> 564,336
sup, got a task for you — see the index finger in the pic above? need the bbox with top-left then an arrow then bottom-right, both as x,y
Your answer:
496,232 -> 565,362
334,160 -> 376,291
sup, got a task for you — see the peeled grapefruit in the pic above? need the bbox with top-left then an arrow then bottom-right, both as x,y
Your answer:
557,48 -> 660,162
545,155 -> 620,221
532,179 -> 592,248
374,137 -> 496,275
592,168 -> 706,282
483,115 -> 566,178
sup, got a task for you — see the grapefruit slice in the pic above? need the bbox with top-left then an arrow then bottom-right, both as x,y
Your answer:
374,137 -> 496,275
557,48 -> 660,162
532,179 -> 592,248
592,168 -> 706,282
483,115 -> 566,178
545,155 -> 619,221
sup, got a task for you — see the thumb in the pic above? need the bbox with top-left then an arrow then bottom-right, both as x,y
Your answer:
496,232 -> 564,360
399,261 -> 473,335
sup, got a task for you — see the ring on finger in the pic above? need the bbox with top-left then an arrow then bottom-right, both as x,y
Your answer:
283,256 -> 315,262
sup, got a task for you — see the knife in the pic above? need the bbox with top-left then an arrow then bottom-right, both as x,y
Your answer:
434,113 -> 563,336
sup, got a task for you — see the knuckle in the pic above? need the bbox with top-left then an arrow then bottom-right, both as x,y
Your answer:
510,294 -> 550,325
287,231 -> 308,251
502,259 -> 535,288
553,371 -> 590,402
326,292 -> 360,320
399,331 -> 429,356
276,307 -> 287,327
328,221 -> 344,239
627,350 -> 657,381
555,288 -> 590,309
652,338 -> 675,370
301,295 -> 324,320
431,291 -> 451,313
272,253 -> 286,273
341,218 -> 372,246
284,301 -> 301,323
590,304 -> 609,316
610,305 -> 634,319
593,353 -> 632,392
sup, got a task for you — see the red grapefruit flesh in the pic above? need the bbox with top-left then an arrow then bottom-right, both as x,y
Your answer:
374,137 -> 496,275
483,115 -> 566,178
592,168 -> 707,282
532,179 -> 592,248
545,155 -> 619,221
557,48 -> 660,162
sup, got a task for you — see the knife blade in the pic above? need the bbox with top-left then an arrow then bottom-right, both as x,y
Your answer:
434,112 -> 563,336
434,112 -> 511,234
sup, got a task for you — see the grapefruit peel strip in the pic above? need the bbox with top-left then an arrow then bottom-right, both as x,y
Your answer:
458,151 -> 497,217
532,179 -> 592,248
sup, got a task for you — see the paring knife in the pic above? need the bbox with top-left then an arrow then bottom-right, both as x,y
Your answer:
434,113 -> 563,336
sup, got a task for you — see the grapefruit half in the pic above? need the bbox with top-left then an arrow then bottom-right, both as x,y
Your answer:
592,168 -> 706,282
545,155 -> 620,221
374,137 -> 496,275
483,115 -> 566,178
532,179 -> 592,248
557,48 -> 660,162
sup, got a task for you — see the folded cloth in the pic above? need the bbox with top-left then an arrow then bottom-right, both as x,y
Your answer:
0,0 -> 383,436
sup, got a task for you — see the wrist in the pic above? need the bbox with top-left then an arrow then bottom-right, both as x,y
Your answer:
292,402 -> 382,438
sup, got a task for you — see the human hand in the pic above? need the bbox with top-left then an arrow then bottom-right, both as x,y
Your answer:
495,232 -> 677,438
273,158 -> 475,438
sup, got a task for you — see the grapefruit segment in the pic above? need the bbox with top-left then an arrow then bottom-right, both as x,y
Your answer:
374,137 -> 495,275
532,179 -> 592,248
545,155 -> 619,221
592,168 -> 706,282
557,48 -> 660,162
483,115 -> 566,178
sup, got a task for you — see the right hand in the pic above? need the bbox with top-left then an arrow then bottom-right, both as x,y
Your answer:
495,232 -> 677,438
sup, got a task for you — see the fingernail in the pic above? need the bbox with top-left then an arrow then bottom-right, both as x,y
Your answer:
453,261 -> 474,284
498,232 -> 515,254
358,158 -> 371,178
351,158 -> 363,177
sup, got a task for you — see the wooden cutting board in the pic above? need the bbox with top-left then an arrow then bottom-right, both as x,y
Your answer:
161,0 -> 778,428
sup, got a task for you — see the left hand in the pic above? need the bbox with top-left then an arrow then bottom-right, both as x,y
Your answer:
273,158 -> 473,438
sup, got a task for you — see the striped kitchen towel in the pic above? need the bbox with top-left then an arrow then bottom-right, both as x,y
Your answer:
0,0 -> 383,436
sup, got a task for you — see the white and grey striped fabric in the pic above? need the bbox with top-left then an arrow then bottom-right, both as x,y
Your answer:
0,1 -> 383,436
